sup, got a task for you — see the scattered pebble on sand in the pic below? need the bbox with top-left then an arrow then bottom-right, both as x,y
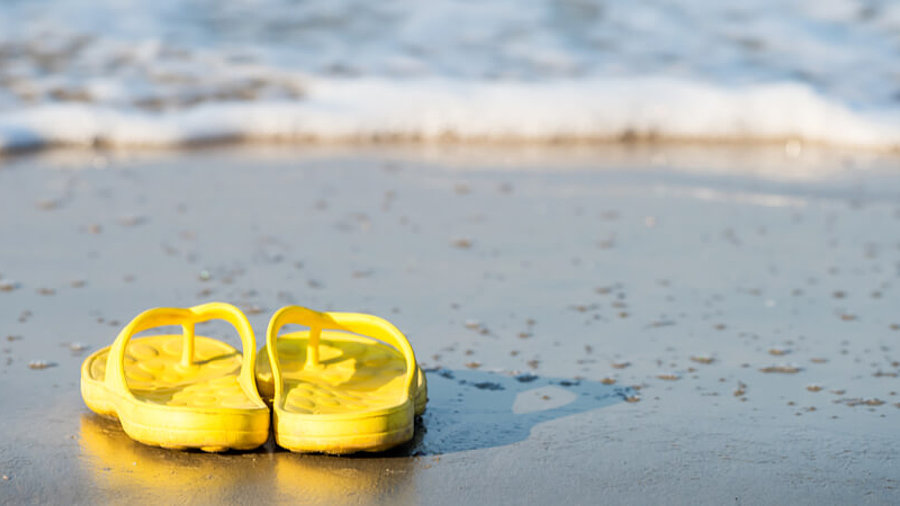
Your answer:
0,280 -> 20,292
118,215 -> 146,227
759,364 -> 802,374
28,360 -> 54,370
453,183 -> 471,195
834,398 -> 885,407
597,236 -> 616,249
36,198 -> 61,210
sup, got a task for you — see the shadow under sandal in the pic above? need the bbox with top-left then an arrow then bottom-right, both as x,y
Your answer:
80,302 -> 270,452
259,306 -> 426,454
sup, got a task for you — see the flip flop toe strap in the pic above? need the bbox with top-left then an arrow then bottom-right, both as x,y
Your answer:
105,302 -> 259,401
266,306 -> 418,404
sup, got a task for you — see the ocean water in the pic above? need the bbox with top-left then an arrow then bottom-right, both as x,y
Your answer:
0,0 -> 898,151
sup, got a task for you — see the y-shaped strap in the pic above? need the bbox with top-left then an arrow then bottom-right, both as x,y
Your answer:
266,306 -> 418,405
105,302 -> 258,401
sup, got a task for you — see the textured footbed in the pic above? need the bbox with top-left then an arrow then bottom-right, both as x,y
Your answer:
257,331 -> 424,415
86,335 -> 259,410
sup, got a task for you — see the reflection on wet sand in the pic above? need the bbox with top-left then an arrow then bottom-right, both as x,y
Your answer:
79,414 -> 276,502
273,452 -> 417,503
78,369 -> 625,501
78,414 -> 417,503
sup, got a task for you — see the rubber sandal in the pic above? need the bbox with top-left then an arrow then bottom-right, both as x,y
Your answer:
257,305 -> 426,454
257,321 -> 428,417
80,302 -> 270,452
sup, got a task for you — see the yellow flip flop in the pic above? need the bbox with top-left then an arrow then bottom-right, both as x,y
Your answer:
256,306 -> 426,454
80,302 -> 270,452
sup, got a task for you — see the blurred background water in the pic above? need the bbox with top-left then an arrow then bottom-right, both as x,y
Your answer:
0,0 -> 898,151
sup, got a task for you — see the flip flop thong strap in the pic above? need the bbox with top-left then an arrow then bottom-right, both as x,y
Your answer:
105,302 -> 258,399
266,306 -> 418,403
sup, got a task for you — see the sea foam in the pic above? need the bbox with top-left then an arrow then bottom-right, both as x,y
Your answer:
1,0 -> 898,152
1,77 -> 897,151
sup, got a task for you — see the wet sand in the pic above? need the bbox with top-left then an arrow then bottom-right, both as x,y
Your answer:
1,144 -> 899,504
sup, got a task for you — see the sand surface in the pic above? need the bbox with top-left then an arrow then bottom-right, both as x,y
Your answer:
1,145 -> 899,504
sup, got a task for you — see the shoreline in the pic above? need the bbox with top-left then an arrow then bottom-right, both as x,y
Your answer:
3,135 -> 900,158
3,123 -> 900,158
3,140 -> 899,173
2,78 -> 899,156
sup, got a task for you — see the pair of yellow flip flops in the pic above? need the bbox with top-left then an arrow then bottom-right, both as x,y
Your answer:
80,303 -> 427,454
